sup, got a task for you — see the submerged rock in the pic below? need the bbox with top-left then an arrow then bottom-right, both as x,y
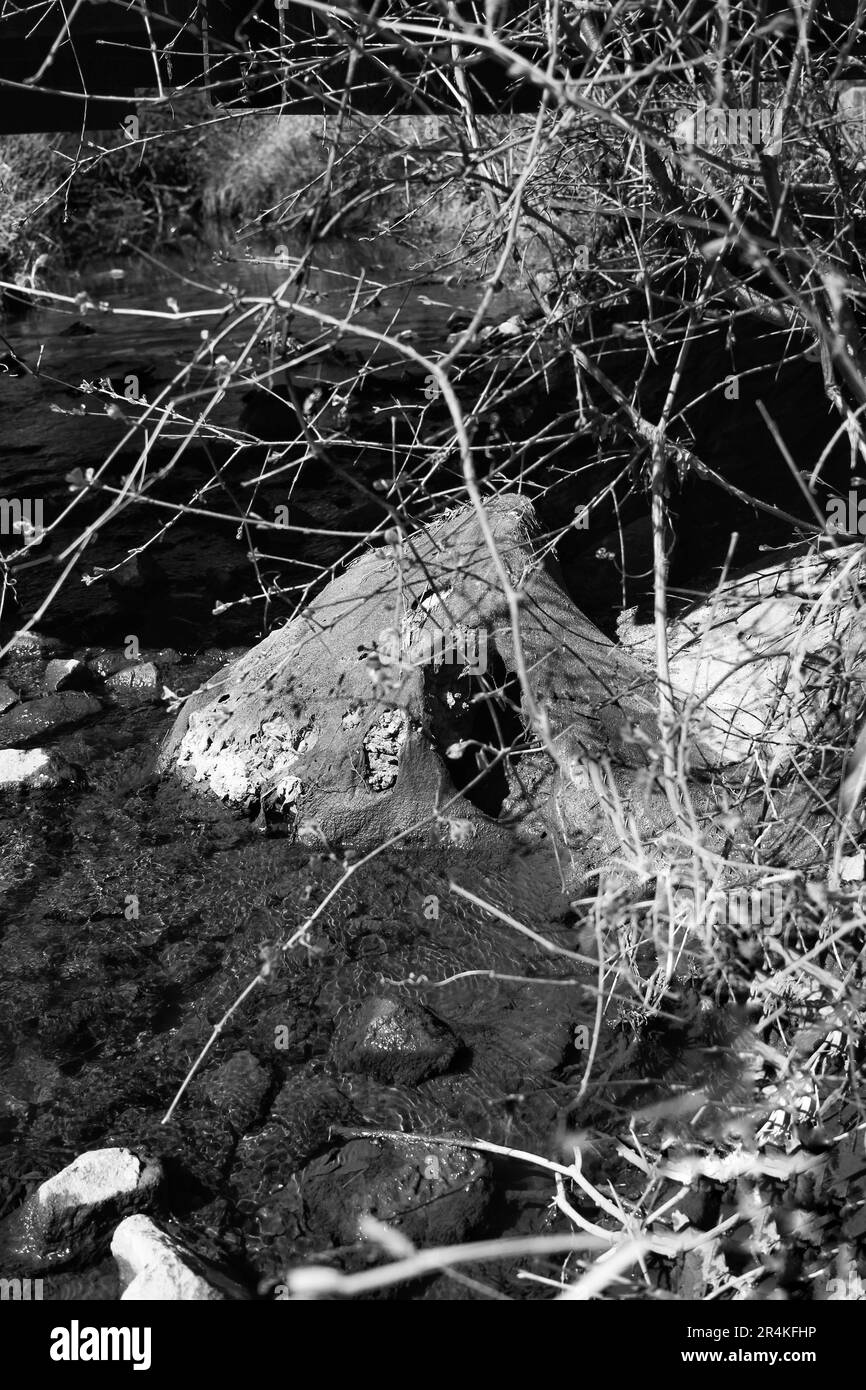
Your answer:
199,1050 -> 272,1133
0,1148 -> 162,1272
302,1133 -> 492,1246
159,494 -> 670,865
231,1066 -> 359,1211
330,995 -> 462,1086
112,1215 -> 249,1300
0,680 -> 18,712
0,692 -> 101,746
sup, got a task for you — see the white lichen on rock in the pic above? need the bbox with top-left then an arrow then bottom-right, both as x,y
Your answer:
363,708 -> 408,790
174,708 -> 308,806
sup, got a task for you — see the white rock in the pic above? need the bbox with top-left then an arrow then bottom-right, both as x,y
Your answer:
0,1147 -> 162,1269
37,1149 -> 155,1211
623,544 -> 866,773
112,1215 -> 248,1300
0,747 -> 71,789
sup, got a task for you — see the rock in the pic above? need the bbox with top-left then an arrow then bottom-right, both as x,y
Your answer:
304,1134 -> 492,1246
105,662 -> 159,695
159,495 -> 672,864
619,542 -> 866,773
331,995 -> 462,1086
0,1044 -> 61,1125
0,747 -> 76,790
0,692 -> 101,747
148,647 -> 180,667
199,1051 -> 271,1133
44,658 -> 93,693
112,1215 -> 249,1300
231,1066 -> 359,1210
0,681 -> 18,712
86,652 -> 136,680
0,1148 -> 162,1272
3,630 -> 65,657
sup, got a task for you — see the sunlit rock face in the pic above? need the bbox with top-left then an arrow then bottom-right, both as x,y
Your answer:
159,494 -> 673,862
620,542 -> 866,775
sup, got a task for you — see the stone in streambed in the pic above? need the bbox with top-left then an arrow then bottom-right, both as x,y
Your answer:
231,1066 -> 360,1211
0,681 -> 18,712
105,661 -> 160,696
0,1148 -> 163,1272
304,1134 -> 492,1246
87,652 -> 138,680
0,692 -> 101,746
4,631 -> 66,658
0,747 -> 77,790
112,1215 -> 249,1300
44,658 -> 94,693
330,995 -> 462,1086
199,1050 -> 272,1133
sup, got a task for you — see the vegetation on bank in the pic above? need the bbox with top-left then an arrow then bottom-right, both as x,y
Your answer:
0,104 -> 585,281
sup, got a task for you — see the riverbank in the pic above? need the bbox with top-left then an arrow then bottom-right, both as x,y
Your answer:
0,105 -> 586,284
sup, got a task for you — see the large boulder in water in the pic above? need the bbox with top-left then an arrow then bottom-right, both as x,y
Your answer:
158,494 -> 688,859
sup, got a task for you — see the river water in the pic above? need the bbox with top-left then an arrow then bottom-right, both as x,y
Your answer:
0,234 -> 529,648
